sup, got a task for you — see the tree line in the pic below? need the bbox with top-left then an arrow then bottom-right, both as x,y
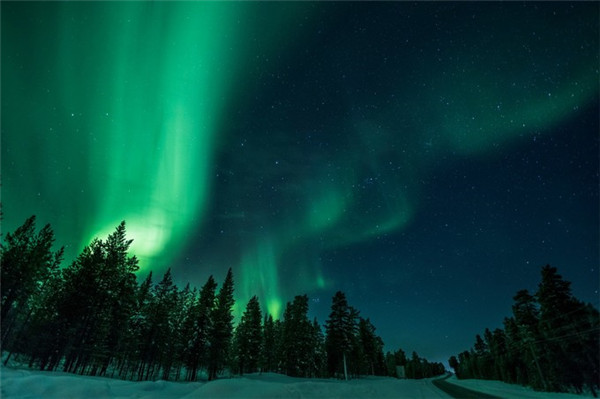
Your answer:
385,349 -> 445,379
1,215 -> 441,381
449,265 -> 599,397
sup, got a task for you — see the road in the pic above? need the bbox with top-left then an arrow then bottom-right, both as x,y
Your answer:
432,374 -> 502,399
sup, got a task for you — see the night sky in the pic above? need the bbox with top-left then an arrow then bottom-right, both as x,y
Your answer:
2,2 -> 598,364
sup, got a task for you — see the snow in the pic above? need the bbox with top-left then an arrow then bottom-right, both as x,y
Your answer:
445,375 -> 595,399
1,367 -> 451,399
2,367 -> 594,399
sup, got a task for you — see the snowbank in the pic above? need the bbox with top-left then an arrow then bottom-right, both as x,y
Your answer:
1,367 -> 451,398
446,375 -> 595,399
3,367 -> 593,398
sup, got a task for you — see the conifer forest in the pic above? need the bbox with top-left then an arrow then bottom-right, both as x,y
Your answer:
2,215 -> 598,397
1,216 -> 444,383
448,265 -> 599,396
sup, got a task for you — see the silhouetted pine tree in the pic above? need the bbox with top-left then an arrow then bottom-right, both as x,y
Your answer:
280,303 -> 293,373
57,239 -> 111,373
137,268 -> 178,380
512,288 -> 548,390
325,291 -> 356,379
450,265 -> 599,396
174,284 -> 197,380
346,307 -> 364,378
9,250 -> 64,369
207,268 -> 235,381
536,265 -> 599,395
2,228 -> 63,367
357,318 -> 385,376
502,316 -> 528,384
487,328 -> 509,381
310,318 -> 327,378
385,352 -> 396,377
184,275 -> 217,381
448,356 -> 459,378
471,334 -> 487,378
406,351 -> 420,379
93,223 -> 139,377
455,351 -> 473,379
1,216 -> 64,343
127,271 -> 153,379
272,318 -> 285,373
41,222 -> 138,376
399,351 -> 444,379
392,348 -> 408,377
280,295 -> 314,377
384,348 -> 409,378
167,283 -> 195,380
260,314 -> 277,373
235,296 -> 262,375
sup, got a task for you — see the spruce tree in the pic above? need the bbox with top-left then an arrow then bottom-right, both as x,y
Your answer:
58,238 -> 107,373
185,275 -> 217,381
325,291 -> 356,379
488,328 -> 509,381
144,268 -> 178,380
169,283 -> 196,380
512,289 -> 547,390
448,356 -> 459,377
472,334 -> 490,379
310,318 -> 326,378
272,319 -> 285,373
279,295 -> 313,377
95,222 -> 139,377
48,222 -> 138,375
1,215 -> 38,322
536,265 -> 599,394
300,297 -> 316,376
130,272 -> 154,380
346,307 -> 363,378
357,318 -> 384,376
235,296 -> 262,375
451,265 -> 599,395
10,248 -> 64,368
503,316 -> 528,384
208,268 -> 235,380
1,216 -> 63,339
260,314 -> 277,373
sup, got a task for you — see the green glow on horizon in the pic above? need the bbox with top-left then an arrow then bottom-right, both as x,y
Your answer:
267,299 -> 283,320
239,236 -> 283,319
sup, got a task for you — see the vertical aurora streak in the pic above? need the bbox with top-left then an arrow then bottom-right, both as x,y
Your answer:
74,3 -> 244,269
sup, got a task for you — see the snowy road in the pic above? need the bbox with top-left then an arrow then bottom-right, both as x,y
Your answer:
433,375 -> 500,398
398,377 -> 454,398
443,376 -> 593,399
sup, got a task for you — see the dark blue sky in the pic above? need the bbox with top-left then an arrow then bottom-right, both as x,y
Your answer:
314,101 -> 599,363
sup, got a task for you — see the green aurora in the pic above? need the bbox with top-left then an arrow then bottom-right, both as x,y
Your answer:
2,2 -> 598,322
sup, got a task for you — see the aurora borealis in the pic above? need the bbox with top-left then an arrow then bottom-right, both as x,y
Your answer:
2,2 -> 598,363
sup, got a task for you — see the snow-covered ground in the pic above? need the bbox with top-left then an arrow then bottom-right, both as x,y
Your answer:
445,375 -> 595,399
2,367 -> 595,398
1,367 -> 451,398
